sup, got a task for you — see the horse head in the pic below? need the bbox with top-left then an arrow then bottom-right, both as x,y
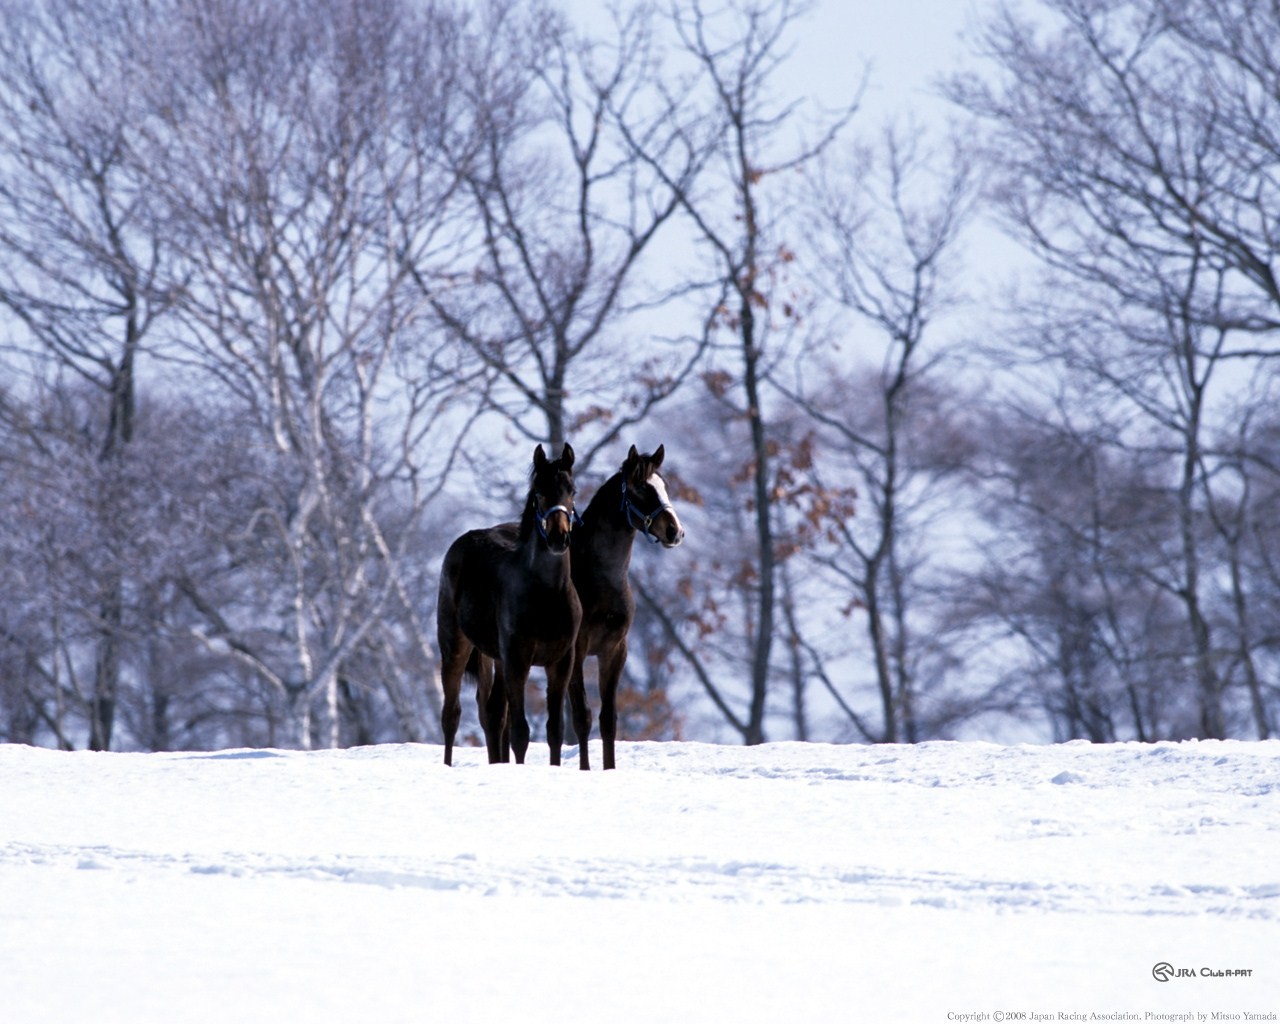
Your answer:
529,442 -> 578,555
621,443 -> 685,548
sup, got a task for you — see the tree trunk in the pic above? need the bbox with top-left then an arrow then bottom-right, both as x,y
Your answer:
741,297 -> 772,746
89,310 -> 139,752
89,583 -> 122,752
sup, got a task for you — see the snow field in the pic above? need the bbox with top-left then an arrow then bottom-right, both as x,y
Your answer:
1,739 -> 1277,1022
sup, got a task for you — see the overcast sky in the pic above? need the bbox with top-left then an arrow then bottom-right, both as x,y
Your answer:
783,0 -> 986,125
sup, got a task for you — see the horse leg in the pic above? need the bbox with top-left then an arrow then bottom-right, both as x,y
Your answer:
438,635 -> 471,768
598,640 -> 627,770
485,662 -> 509,764
473,654 -> 501,764
545,658 -> 568,768
501,647 -> 533,765
568,642 -> 594,771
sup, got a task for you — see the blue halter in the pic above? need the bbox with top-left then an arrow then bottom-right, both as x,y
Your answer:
536,503 -> 581,543
621,486 -> 674,545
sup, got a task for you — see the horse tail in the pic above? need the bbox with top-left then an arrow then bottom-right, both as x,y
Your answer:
463,648 -> 498,696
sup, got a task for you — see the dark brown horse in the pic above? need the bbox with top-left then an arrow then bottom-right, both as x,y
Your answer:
567,444 -> 684,769
483,445 -> 684,768
436,443 -> 582,766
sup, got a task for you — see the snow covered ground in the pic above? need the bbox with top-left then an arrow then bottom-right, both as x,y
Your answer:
1,738 -> 1278,1023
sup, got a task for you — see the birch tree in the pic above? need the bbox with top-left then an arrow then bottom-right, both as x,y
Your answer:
141,0 -> 479,747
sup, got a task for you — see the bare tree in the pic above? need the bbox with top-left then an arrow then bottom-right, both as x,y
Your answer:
621,0 -> 855,744
785,124 -> 976,742
133,0 -> 480,748
424,0 -> 708,474
1204,398 -> 1280,740
0,0 -> 184,748
965,403 -> 1208,741
0,381 -> 263,750
951,0 -> 1280,738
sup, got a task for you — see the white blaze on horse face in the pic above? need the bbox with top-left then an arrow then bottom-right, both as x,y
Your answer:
648,470 -> 672,509
647,470 -> 684,546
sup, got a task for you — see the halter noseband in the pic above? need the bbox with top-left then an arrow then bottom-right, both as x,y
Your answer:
536,503 -> 581,543
621,485 -> 675,545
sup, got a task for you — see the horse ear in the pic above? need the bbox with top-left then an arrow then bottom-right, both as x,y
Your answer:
627,444 -> 639,463
560,442 -> 574,468
533,444 -> 547,470
651,444 -> 665,470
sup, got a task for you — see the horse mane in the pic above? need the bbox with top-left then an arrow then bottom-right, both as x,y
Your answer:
516,482 -> 540,541
579,468 -> 625,528
579,447 -> 666,532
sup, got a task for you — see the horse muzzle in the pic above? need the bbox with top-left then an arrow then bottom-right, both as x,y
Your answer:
658,515 -> 685,548
645,506 -> 684,548
537,505 -> 576,554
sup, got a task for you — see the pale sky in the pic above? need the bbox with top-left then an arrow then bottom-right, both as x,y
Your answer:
779,0 -> 985,126
562,1 -> 986,128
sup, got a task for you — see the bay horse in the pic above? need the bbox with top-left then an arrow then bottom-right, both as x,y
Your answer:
569,444 -> 684,769
484,445 -> 684,768
436,443 -> 582,766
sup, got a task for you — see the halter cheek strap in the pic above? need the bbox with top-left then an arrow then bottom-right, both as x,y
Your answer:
621,488 -> 674,545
